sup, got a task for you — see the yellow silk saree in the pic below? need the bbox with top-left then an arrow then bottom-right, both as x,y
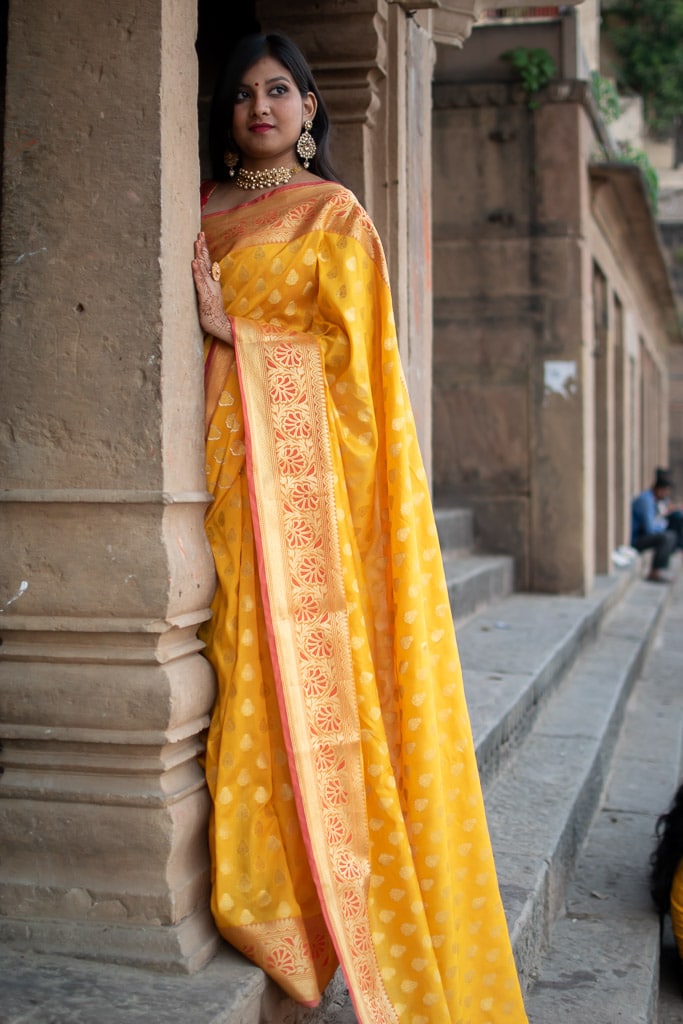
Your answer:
200,181 -> 527,1023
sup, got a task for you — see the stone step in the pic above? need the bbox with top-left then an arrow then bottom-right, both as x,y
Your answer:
1,564 -> 668,1024
481,575 -> 672,997
0,944 -> 354,1024
434,506 -> 474,553
436,506 -> 517,622
442,550 -> 515,623
457,570 -> 633,786
524,572 -> 683,1024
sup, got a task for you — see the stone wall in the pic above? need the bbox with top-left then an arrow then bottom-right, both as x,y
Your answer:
432,65 -> 676,592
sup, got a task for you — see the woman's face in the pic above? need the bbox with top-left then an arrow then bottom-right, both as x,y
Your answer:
231,55 -> 317,169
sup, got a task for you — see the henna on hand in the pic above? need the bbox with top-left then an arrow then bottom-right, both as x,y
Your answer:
192,232 -> 234,345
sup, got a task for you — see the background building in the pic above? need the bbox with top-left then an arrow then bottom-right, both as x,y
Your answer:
432,5 -> 681,591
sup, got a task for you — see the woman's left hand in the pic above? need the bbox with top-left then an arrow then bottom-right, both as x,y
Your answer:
192,232 -> 234,345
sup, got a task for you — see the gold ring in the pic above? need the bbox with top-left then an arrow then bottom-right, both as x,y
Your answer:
211,262 -> 221,282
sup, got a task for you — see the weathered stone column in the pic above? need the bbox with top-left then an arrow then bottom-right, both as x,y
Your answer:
0,0 -> 218,971
592,267 -> 616,573
613,297 -> 630,547
529,98 -> 592,592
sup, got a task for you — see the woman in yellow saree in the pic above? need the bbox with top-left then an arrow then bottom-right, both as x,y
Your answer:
192,32 -> 527,1024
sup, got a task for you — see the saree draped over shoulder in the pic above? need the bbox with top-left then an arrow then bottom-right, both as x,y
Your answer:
200,181 -> 527,1024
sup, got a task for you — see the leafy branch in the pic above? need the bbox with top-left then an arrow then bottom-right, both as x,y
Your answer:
603,0 -> 683,136
615,142 -> 660,211
590,72 -> 621,126
503,47 -> 557,108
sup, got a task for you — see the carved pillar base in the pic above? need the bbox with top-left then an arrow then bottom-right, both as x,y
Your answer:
0,500 -> 216,969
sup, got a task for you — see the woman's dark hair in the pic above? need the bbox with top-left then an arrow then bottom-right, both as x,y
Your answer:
650,782 -> 683,919
209,33 -> 339,183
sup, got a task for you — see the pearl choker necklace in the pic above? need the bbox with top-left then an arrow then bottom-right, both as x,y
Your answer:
234,165 -> 301,190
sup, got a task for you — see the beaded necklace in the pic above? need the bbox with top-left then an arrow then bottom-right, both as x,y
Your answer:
234,165 -> 301,190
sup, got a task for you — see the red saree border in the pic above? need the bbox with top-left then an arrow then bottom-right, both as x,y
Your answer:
234,323 -> 398,1024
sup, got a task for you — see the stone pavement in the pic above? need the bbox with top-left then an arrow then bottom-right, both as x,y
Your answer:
658,921 -> 683,1024
0,950 -> 357,1024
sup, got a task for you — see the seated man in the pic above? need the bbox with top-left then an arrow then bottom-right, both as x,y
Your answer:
631,467 -> 678,582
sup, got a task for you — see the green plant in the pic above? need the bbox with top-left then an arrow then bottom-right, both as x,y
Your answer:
503,47 -> 557,107
604,0 -> 683,136
616,142 -> 660,211
590,72 -> 622,126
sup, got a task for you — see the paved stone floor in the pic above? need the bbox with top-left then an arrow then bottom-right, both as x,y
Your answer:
0,948 -> 359,1024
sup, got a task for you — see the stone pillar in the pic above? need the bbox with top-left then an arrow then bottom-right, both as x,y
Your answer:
613,296 -> 630,546
669,342 -> 683,498
404,12 -> 436,473
592,266 -> 616,573
256,0 -> 435,473
0,0 -> 218,972
632,329 -> 644,491
640,342 -> 666,481
531,98 -> 591,592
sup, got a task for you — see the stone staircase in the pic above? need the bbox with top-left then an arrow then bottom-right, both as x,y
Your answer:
437,508 -> 682,1023
1,508 -> 681,1023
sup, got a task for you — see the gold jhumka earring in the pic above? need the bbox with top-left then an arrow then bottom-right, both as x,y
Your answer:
296,121 -> 316,169
224,151 -> 239,178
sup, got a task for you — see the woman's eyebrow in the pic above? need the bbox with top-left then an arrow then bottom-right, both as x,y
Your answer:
239,75 -> 291,88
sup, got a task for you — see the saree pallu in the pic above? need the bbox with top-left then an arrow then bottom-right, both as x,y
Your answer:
200,181 -> 527,1023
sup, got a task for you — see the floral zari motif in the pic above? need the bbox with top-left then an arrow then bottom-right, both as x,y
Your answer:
236,328 -> 397,1022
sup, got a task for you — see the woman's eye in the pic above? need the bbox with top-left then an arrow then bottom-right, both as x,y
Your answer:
271,85 -> 288,96
235,89 -> 249,102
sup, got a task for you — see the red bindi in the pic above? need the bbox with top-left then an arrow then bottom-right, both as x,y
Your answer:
254,82 -> 259,87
